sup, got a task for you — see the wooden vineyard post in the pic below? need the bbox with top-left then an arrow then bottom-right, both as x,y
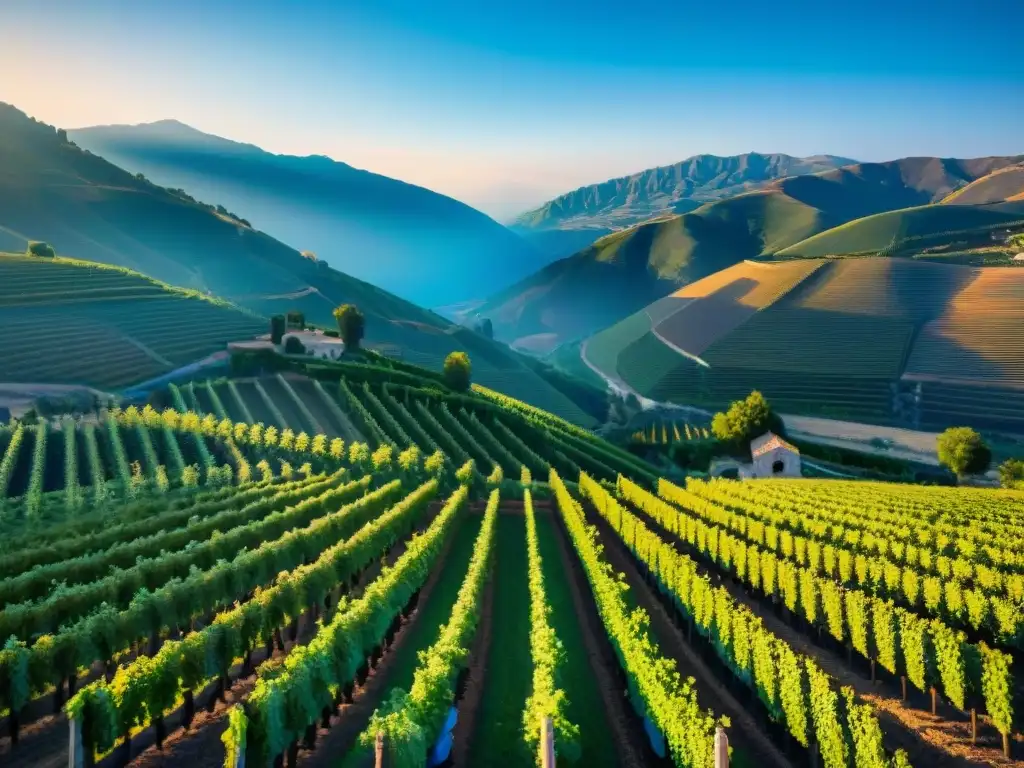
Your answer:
375,731 -> 391,768
714,725 -> 729,768
540,715 -> 556,768
68,714 -> 84,768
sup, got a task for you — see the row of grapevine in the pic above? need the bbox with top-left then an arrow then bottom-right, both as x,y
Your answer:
338,378 -> 391,447
363,487 -> 499,765
435,402 -> 496,470
360,380 -> 414,447
1,476 -> 354,729
253,379 -> 290,430
707,479 -> 1024,566
311,378 -> 361,443
0,473 -> 335,607
204,380 -> 229,421
463,409 -> 523,475
229,481 -> 472,765
82,423 -> 108,504
491,417 -> 548,476
522,489 -> 579,761
0,474 -> 374,642
413,399 -> 472,466
0,423 -> 24,497
64,477 -> 441,761
692,479 -> 1024,596
0,475 -> 305,579
627,477 -> 1017,752
25,420 -> 47,517
553,426 -> 658,485
135,423 -> 161,478
661,480 -> 1024,649
549,469 -> 721,767
226,379 -> 256,424
276,373 -> 327,434
582,475 -> 908,768
61,416 -> 83,512
380,383 -> 441,454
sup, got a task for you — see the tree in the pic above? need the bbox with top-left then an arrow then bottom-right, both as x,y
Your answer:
443,351 -> 471,391
998,459 -> 1024,489
333,304 -> 365,350
26,241 -> 56,258
711,390 -> 784,456
270,315 -> 286,345
937,427 -> 991,479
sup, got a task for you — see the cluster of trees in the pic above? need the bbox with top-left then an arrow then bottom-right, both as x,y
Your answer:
936,427 -> 992,481
711,390 -> 783,457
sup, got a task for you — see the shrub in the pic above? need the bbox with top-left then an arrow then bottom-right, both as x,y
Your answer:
997,458 -> 1024,489
333,304 -> 365,350
443,351 -> 471,392
283,335 -> 306,355
937,427 -> 991,479
26,241 -> 56,258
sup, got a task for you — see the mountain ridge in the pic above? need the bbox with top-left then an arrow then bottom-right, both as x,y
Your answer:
70,120 -> 546,307
513,151 -> 858,233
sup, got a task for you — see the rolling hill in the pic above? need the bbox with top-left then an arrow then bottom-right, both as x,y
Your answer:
585,256 -> 1024,432
481,155 -> 1024,351
70,119 -> 545,307
775,201 -> 1024,259
0,103 -> 598,424
940,164 -> 1024,205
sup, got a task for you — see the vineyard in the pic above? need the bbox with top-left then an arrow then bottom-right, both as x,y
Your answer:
0,370 -> 1021,768
0,253 -> 265,391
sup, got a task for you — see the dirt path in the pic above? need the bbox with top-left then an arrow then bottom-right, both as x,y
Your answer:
297,514 -> 475,768
582,501 -> 794,768
464,513 -> 532,767
623,498 -> 1024,767
547,501 -> 650,768
450,554 -> 495,767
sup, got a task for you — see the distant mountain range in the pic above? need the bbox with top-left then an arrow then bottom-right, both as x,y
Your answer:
70,120 -> 545,307
480,154 -> 1024,353
511,152 -> 857,257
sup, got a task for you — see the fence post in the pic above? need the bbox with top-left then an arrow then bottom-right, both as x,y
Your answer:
375,731 -> 389,768
540,716 -> 555,768
68,715 -> 84,768
714,725 -> 729,768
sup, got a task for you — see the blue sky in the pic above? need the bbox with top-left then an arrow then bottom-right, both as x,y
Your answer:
3,0 -> 1023,219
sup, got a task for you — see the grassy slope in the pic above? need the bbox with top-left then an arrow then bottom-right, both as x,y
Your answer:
940,165 -> 1024,205
467,513 -> 534,767
0,104 -> 596,423
776,202 -> 1024,258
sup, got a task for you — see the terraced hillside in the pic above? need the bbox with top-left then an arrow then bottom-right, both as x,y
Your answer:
0,254 -> 264,389
587,258 -> 1024,430
0,104 -> 601,426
